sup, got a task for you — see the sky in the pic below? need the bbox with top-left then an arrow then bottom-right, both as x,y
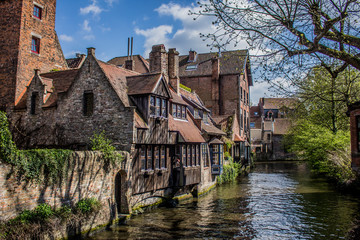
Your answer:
55,0 -> 273,104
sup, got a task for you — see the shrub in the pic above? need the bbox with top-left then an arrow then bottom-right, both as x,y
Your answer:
218,158 -> 242,184
90,131 -> 123,165
75,198 -> 101,214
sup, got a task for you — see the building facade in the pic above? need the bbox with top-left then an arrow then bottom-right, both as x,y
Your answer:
250,98 -> 296,160
0,0 -> 67,112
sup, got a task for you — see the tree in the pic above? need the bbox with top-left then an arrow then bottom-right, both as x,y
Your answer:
294,65 -> 360,133
195,0 -> 360,74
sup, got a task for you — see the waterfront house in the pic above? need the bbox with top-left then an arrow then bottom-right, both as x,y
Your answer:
347,102 -> 360,173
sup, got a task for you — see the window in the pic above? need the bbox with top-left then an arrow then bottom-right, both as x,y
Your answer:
192,145 -> 196,166
147,146 -> 153,170
202,144 -> 209,167
140,146 -> 146,170
240,87 -> 243,101
161,146 -> 166,169
155,146 -> 160,169
156,98 -> 161,117
267,133 -> 271,140
31,37 -> 40,54
177,105 -> 181,118
196,145 -> 200,166
212,145 -> 220,165
182,145 -> 186,166
150,96 -> 156,116
83,91 -> 94,116
254,112 -> 258,116
33,5 -> 42,19
250,122 -> 255,128
30,92 -> 38,115
172,103 -> 177,117
240,109 -> 243,129
161,99 -> 167,117
194,108 -> 199,118
186,65 -> 198,70
187,145 -> 191,166
182,106 -> 186,119
203,113 -> 208,124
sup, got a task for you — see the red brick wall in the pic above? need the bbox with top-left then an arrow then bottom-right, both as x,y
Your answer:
350,108 -> 360,172
0,0 -> 67,110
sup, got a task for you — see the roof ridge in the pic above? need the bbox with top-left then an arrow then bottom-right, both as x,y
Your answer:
98,59 -> 140,75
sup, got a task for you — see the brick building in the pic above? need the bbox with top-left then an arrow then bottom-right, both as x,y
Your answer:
0,0 -> 67,112
250,98 -> 296,160
178,50 -> 253,164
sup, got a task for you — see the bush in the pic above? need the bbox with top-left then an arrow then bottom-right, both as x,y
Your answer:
75,198 -> 101,214
286,120 -> 355,183
218,158 -> 242,184
90,131 -> 123,166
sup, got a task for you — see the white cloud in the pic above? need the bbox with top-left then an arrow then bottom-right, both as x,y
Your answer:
59,34 -> 73,42
250,81 -> 272,105
135,25 -> 173,57
135,2 -> 248,57
104,0 -> 118,6
82,20 -> 92,32
80,0 -> 103,16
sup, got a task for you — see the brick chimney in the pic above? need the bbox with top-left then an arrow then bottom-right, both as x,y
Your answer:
149,44 -> 168,75
87,47 -> 95,56
188,50 -> 197,62
125,59 -> 135,71
168,48 -> 179,93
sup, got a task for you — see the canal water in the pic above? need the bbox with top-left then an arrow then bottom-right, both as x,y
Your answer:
89,161 -> 360,239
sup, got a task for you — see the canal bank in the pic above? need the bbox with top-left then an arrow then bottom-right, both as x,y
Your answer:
88,161 -> 360,240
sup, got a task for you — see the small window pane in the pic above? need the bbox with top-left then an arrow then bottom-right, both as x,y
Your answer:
150,96 -> 156,116
182,106 -> 186,119
187,145 -> 191,166
156,98 -> 161,117
31,37 -> 40,54
147,146 -> 153,170
155,146 -> 160,169
182,145 -> 186,166
162,99 -> 167,117
172,104 -> 177,117
161,146 -> 166,169
140,146 -> 146,170
33,5 -> 42,19
177,105 -> 181,118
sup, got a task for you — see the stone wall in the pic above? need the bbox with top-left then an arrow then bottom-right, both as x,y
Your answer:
0,151 -> 129,222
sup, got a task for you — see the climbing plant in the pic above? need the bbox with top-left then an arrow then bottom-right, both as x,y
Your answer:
90,131 -> 123,166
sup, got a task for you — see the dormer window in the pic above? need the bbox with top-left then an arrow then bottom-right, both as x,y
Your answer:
186,65 -> 198,71
150,96 -> 167,118
33,4 -> 42,20
172,103 -> 187,120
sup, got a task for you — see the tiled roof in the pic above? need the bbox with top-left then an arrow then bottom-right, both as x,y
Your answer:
179,50 -> 248,77
234,133 -> 245,142
179,88 -> 209,112
168,114 -> 205,143
170,88 -> 188,105
126,73 -> 164,96
273,118 -> 292,135
107,55 -> 150,74
66,55 -> 86,69
262,98 -> 297,110
209,138 -> 224,144
202,123 -> 226,136
134,111 -> 148,129
97,60 -> 138,107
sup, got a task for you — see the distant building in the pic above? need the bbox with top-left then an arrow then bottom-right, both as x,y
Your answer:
250,98 -> 296,160
0,0 -> 68,112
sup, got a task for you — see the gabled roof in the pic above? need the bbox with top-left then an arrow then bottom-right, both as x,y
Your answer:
134,111 -> 148,129
107,55 -> 150,74
209,138 -> 224,144
179,50 -> 250,78
202,123 -> 226,136
41,69 -> 79,93
179,88 -> 209,112
66,55 -> 86,69
127,73 -> 171,97
97,60 -> 138,107
170,88 -> 187,105
168,113 -> 205,143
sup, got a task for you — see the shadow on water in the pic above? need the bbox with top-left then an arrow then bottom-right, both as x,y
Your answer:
88,161 -> 360,240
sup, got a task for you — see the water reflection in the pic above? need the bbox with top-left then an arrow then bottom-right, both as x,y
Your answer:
89,161 -> 359,239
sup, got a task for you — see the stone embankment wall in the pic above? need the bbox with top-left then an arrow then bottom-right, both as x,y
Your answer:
0,151 -> 129,224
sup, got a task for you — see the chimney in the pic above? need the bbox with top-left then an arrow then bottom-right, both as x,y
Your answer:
168,48 -> 179,93
211,57 -> 220,115
125,59 -> 135,71
34,69 -> 40,76
87,47 -> 95,56
188,50 -> 197,62
149,44 -> 168,75
211,57 -> 219,81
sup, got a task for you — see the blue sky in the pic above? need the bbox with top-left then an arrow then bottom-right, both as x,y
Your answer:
55,0 -> 272,104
